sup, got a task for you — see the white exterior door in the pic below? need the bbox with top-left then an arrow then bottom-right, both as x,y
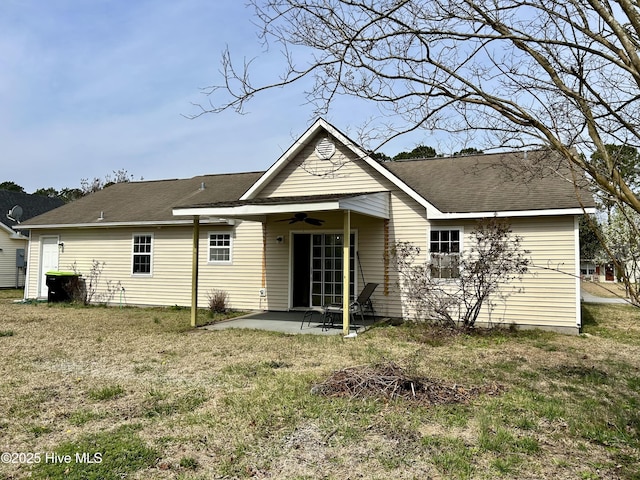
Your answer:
39,237 -> 59,297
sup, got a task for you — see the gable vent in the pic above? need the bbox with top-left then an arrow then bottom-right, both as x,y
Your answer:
315,137 -> 336,160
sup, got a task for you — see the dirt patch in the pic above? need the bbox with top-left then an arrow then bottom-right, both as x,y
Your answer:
311,361 -> 505,405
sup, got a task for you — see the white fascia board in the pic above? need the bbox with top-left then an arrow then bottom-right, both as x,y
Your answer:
428,207 -> 596,220
339,192 -> 390,219
316,120 -> 440,214
1,223 -> 27,239
174,193 -> 391,219
174,201 -> 340,218
239,119 -> 442,216
18,219 -> 234,230
240,119 -> 327,200
1,222 -> 15,234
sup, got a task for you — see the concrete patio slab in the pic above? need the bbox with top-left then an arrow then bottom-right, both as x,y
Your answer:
201,310 -> 375,335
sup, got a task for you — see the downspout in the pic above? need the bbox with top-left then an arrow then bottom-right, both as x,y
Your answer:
191,215 -> 200,327
343,210 -> 351,336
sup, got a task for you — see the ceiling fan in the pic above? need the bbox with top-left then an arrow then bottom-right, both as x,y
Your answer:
277,212 -> 325,226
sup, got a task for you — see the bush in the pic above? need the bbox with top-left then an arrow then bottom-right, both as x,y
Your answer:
207,289 -> 229,315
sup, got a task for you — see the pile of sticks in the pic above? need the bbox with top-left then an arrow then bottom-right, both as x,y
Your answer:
311,361 -> 504,405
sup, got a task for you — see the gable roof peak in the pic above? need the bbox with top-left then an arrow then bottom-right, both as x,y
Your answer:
239,117 -> 371,200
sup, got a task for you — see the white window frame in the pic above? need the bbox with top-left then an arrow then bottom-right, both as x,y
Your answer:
132,233 -> 154,276
428,226 -> 464,280
208,231 -> 233,265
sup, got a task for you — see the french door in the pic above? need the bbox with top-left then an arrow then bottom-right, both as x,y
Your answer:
292,233 -> 355,308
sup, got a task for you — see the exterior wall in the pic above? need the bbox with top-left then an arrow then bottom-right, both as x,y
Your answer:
0,230 -> 27,288
259,133 -> 390,197
255,132 -> 430,317
421,216 -> 580,333
262,211 -> 388,313
25,222 -> 264,310
505,215 -> 579,332
21,127 -> 581,333
255,135 -> 580,331
198,221 -> 264,310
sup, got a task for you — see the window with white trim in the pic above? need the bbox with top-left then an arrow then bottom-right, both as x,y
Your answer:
429,228 -> 461,279
132,234 -> 153,275
209,232 -> 232,263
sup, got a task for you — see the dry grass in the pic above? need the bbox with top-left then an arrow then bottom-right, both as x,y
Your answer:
581,279 -> 630,299
0,289 -> 639,479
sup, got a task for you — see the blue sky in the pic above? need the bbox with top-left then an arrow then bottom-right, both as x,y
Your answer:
0,0 -> 431,193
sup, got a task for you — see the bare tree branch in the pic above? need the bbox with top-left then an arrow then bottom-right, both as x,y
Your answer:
194,0 -> 640,214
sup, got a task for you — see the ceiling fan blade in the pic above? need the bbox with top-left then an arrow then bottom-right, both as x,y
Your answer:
305,218 -> 325,226
275,212 -> 323,225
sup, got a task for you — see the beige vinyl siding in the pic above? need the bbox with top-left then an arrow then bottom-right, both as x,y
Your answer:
424,216 -> 579,331
255,133 -> 432,315
198,221 -> 264,310
24,234 -> 39,297
263,211 -> 388,312
25,222 -> 264,309
384,190 -> 433,317
355,215 -> 386,313
500,216 -> 578,329
259,134 -> 389,197
0,231 -> 27,288
263,218 -> 292,310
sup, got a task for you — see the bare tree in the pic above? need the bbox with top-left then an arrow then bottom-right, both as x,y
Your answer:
195,0 -> 640,215
393,218 -> 530,329
80,169 -> 134,195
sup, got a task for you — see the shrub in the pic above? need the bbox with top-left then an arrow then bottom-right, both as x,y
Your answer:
207,288 -> 229,315
393,217 -> 530,329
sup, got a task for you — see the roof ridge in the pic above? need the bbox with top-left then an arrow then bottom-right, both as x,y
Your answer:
126,170 -> 267,185
387,148 -> 551,163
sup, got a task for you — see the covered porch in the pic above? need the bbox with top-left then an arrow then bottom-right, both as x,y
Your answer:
173,192 -> 390,335
202,310 -> 378,335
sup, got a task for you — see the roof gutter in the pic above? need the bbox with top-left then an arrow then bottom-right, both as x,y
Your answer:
428,207 -> 596,220
16,218 -> 235,230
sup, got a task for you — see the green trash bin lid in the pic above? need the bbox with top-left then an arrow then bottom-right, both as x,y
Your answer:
45,271 -> 79,276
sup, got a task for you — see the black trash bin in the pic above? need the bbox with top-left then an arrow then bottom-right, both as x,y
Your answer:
45,271 -> 81,302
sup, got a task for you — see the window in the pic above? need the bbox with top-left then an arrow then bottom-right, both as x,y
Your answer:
430,229 -> 461,279
209,233 -> 232,263
132,234 -> 153,275
580,262 -> 596,275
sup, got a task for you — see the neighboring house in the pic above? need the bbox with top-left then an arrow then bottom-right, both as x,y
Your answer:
19,119 -> 595,333
580,260 -> 616,282
0,190 -> 64,288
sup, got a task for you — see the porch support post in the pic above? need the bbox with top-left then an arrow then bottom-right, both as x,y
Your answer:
343,209 -> 351,335
191,215 -> 200,328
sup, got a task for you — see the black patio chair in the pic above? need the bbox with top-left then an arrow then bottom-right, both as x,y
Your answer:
322,282 -> 379,330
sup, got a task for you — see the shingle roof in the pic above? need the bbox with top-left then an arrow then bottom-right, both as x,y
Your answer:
20,149 -> 594,229
0,190 -> 65,229
20,172 -> 263,227
383,150 -> 595,213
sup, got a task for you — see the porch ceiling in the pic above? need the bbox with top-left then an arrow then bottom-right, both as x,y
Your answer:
172,191 -> 390,220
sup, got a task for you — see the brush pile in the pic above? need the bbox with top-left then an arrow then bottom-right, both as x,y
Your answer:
311,361 -> 504,405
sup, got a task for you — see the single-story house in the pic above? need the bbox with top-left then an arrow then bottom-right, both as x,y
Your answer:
580,260 -> 616,282
0,190 -> 64,288
19,119 -> 595,333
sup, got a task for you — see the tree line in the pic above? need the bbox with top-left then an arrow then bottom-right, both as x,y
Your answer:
0,145 -> 478,202
0,169 -> 136,203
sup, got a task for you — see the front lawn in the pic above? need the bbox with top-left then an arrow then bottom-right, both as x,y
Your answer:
0,289 -> 638,479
